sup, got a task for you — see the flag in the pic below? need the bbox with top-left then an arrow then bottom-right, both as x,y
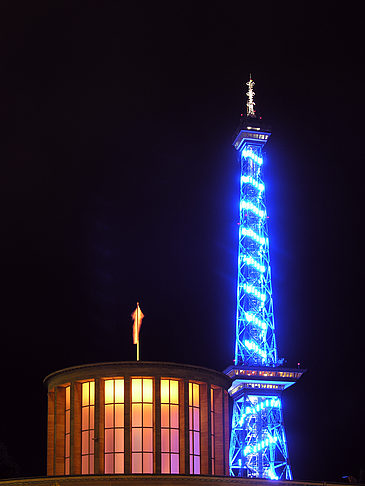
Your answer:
132,302 -> 144,344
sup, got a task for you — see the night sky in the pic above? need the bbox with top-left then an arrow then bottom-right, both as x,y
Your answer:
1,2 -> 364,482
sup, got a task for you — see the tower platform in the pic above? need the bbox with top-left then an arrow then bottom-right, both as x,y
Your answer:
224,366 -> 305,399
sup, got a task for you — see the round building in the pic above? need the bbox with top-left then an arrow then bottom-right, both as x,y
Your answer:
44,361 -> 231,478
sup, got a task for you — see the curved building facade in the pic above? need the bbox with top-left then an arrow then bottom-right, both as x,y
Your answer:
44,361 -> 231,477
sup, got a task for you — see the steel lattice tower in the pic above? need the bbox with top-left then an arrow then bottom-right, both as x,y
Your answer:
224,77 -> 304,480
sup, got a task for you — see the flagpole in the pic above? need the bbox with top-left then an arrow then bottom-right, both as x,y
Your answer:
136,303 -> 140,361
132,301 -> 143,362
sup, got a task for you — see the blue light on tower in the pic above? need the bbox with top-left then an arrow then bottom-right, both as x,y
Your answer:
224,77 -> 304,480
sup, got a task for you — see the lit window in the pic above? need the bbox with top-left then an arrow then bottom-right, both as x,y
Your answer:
189,382 -> 200,474
210,387 -> 215,475
81,381 -> 95,474
65,385 -> 70,475
104,379 -> 124,474
131,378 -> 154,473
161,379 -> 179,474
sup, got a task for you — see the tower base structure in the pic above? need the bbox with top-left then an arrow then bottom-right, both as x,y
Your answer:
224,365 -> 305,480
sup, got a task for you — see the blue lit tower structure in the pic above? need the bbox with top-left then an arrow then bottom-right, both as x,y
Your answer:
224,78 -> 304,480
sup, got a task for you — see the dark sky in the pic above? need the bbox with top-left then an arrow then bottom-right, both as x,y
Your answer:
0,1 -> 364,482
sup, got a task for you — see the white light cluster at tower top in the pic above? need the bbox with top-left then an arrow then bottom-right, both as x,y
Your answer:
246,77 -> 256,118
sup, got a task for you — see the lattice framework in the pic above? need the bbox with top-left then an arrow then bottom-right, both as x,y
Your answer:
227,78 -> 294,480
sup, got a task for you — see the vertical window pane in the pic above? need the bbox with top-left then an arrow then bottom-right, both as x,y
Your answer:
143,379 -> 153,402
115,379 -> 124,403
105,454 -> 113,473
115,404 -> 124,428
90,431 -> 94,454
65,386 -> 70,409
90,382 -> 95,405
193,408 -> 199,430
189,382 -> 200,475
160,379 -> 180,474
105,404 -> 114,428
143,403 -> 153,427
161,404 -> 169,428
171,453 -> 179,474
105,429 -> 114,453
132,379 -> 142,402
82,382 -> 89,406
90,405 -> 95,429
82,455 -> 88,474
132,403 -> 142,427
193,384 -> 199,407
161,453 -> 170,473
170,380 -> 179,404
82,381 -> 95,475
170,404 -> 179,429
132,377 -> 154,473
143,428 -> 153,452
211,386 -> 216,476
82,431 -> 89,454
194,431 -> 200,455
161,380 -> 169,403
115,429 -> 124,453
132,453 -> 142,473
65,437 -> 70,457
161,429 -> 170,452
143,453 -> 153,473
105,380 -> 114,404
171,429 -> 179,453
90,454 -> 94,474
65,410 -> 70,434
132,428 -> 142,452
82,406 -> 89,430
194,455 -> 200,474
115,453 -> 124,473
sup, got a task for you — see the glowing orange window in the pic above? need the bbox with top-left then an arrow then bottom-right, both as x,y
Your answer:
131,378 -> 154,473
104,379 -> 124,474
210,387 -> 215,474
189,382 -> 200,474
81,381 -> 95,474
65,385 -> 70,475
161,379 -> 179,474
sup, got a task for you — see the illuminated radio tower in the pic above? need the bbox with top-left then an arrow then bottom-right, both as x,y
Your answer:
224,77 -> 304,480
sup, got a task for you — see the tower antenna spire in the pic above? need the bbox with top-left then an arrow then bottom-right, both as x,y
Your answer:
246,74 -> 256,118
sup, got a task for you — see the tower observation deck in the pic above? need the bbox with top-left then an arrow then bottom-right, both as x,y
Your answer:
224,77 -> 304,480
